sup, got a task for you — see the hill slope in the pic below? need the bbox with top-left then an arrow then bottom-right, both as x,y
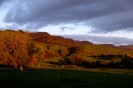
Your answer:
30,32 -> 92,47
29,31 -> 133,68
0,30 -> 133,69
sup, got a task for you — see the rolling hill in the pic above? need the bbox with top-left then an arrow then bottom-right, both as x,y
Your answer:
0,30 -> 133,69
29,31 -> 133,68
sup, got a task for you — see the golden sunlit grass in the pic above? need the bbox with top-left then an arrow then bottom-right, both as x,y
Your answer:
79,44 -> 133,56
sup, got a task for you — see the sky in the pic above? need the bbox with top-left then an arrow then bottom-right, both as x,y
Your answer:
0,0 -> 133,45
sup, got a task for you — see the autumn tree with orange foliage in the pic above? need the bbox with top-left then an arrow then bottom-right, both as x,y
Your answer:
71,56 -> 83,65
0,30 -> 32,69
57,47 -> 69,57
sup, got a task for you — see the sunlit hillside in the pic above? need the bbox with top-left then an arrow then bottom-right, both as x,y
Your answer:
0,30 -> 133,69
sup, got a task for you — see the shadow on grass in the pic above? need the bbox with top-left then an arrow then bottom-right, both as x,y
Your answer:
0,68 -> 133,88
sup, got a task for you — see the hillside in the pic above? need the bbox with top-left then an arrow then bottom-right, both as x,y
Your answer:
0,30 -> 133,69
118,45 -> 133,50
30,32 -> 92,47
30,31 -> 133,68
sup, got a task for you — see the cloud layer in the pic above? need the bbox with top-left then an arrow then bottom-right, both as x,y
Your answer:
0,0 -> 5,5
0,0 -> 132,32
62,35 -> 133,45
0,0 -> 133,45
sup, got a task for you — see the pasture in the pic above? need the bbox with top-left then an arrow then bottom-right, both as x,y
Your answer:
0,68 -> 133,88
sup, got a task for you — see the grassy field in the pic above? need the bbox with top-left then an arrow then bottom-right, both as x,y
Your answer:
0,68 -> 133,88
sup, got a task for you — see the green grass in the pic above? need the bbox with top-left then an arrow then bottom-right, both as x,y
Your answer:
0,68 -> 133,88
80,44 -> 133,56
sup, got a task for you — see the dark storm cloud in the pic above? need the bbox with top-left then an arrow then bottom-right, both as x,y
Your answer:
0,0 -> 7,5
62,35 -> 133,45
90,10 -> 133,33
3,0 -> 133,32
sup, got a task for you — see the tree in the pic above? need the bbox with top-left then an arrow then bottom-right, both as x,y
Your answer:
64,57 -> 71,64
0,30 -> 32,69
71,56 -> 83,65
67,47 -> 77,56
120,56 -> 133,68
95,60 -> 102,67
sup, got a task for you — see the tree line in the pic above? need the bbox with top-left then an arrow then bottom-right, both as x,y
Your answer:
59,54 -> 133,68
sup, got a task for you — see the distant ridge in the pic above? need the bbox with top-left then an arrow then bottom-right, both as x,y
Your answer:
118,45 -> 133,50
30,32 -> 92,47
